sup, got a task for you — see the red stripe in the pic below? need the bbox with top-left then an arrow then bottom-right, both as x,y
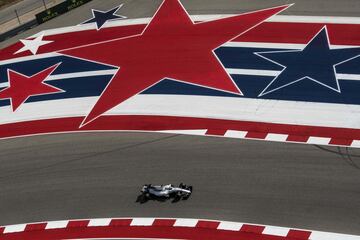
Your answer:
0,115 -> 359,146
24,223 -> 47,232
329,138 -> 353,146
206,129 -> 227,136
153,219 -> 176,227
196,220 -> 220,229
240,224 -> 265,234
235,22 -> 360,45
286,229 -> 312,240
246,131 -> 267,139
286,135 -> 309,142
109,219 -> 132,226
1,21 -> 359,61
0,25 -> 146,61
0,223 -> 310,240
66,220 -> 89,228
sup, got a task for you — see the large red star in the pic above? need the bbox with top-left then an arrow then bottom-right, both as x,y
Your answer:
62,0 -> 290,126
0,63 -> 63,111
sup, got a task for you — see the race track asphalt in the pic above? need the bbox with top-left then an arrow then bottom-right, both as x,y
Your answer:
1,0 -> 360,48
0,0 -> 359,236
0,132 -> 359,234
0,0 -> 58,24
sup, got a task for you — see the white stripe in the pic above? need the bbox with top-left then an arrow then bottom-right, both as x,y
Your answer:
31,15 -> 360,38
88,218 -> 112,227
226,69 -> 360,81
217,221 -> 243,231
130,218 -> 155,226
173,219 -> 198,227
45,220 -> 69,229
0,52 -> 59,65
222,41 -> 359,49
227,68 -> 279,77
158,130 -> 207,135
351,140 -> 360,147
337,74 -> 360,81
224,130 -> 248,138
96,95 -> 360,130
198,14 -> 360,24
268,15 -> 360,24
262,226 -> 290,237
3,224 -> 26,233
223,41 -> 305,49
0,69 -> 117,88
265,133 -> 288,142
310,231 -> 360,240
47,69 -> 117,81
307,137 -> 331,145
2,95 -> 360,131
1,68 -> 359,89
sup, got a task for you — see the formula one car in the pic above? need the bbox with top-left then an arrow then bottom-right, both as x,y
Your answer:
136,183 -> 193,203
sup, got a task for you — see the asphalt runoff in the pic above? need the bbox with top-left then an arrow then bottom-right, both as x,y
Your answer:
0,0 -> 359,235
0,132 -> 359,234
1,0 -> 360,48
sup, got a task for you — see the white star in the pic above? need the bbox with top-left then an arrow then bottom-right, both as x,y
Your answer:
15,33 -> 53,55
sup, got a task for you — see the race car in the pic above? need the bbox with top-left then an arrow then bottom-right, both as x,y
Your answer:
137,183 -> 193,203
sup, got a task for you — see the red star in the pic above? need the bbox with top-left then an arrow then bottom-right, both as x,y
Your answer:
0,63 -> 63,111
62,0 -> 290,126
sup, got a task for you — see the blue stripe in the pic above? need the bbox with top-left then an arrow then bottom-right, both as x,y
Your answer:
145,76 -> 360,105
1,74 -> 360,107
216,47 -> 283,70
0,46 -> 359,108
142,79 -> 239,97
216,46 -> 360,75
0,55 -> 116,83
0,75 -> 112,107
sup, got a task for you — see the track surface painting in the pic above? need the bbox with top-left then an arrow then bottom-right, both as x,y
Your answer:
0,0 -> 360,147
1,218 -> 360,240
1,1 -> 360,239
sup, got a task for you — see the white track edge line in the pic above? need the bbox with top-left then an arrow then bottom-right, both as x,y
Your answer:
30,14 -> 360,38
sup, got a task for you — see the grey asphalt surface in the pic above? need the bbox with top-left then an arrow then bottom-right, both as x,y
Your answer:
1,0 -> 360,48
0,0 -> 59,24
0,133 -> 359,235
0,0 -> 359,236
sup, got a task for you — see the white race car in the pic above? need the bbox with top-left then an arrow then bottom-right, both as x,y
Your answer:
137,183 -> 193,203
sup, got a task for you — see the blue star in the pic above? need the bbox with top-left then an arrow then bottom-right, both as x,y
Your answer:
255,26 -> 360,97
82,5 -> 127,30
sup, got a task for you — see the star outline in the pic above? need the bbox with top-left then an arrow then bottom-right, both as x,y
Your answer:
81,4 -> 127,30
15,33 -> 53,55
60,1 -> 293,127
0,63 -> 65,111
254,25 -> 360,97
